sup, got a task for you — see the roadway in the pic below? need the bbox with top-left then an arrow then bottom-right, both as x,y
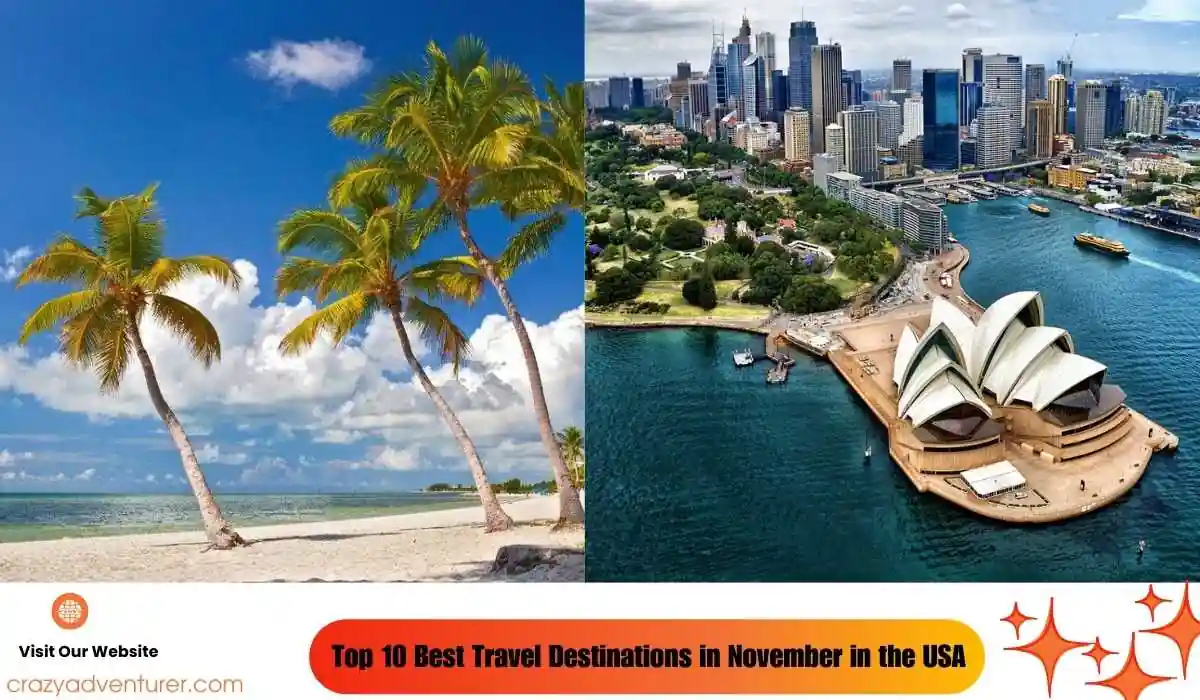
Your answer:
864,160 -> 1052,189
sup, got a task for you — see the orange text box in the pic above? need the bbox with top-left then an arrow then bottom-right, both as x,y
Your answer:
310,619 -> 984,694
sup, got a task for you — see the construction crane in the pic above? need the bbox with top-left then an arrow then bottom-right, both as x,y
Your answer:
1065,32 -> 1078,63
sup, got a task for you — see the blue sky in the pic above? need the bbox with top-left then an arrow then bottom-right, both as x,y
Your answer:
0,1 -> 584,493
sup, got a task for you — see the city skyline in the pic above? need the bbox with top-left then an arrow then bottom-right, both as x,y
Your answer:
586,0 -> 1200,78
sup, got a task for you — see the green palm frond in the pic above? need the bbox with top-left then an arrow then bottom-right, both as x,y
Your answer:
275,257 -> 338,298
99,184 -> 165,272
404,296 -> 470,372
494,212 -> 564,278
328,156 -> 426,209
136,255 -> 241,293
408,256 -> 484,304
15,236 -> 108,287
277,209 -> 363,257
150,293 -> 222,367
59,296 -> 123,367
73,187 -> 112,219
18,290 -> 103,344
278,291 -> 377,356
94,317 -> 131,394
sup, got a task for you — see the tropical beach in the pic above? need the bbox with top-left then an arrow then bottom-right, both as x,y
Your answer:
0,495 -> 582,582
0,6 -> 585,582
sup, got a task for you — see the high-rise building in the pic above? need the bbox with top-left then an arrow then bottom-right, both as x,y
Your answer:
607,76 -> 631,110
1056,57 -> 1073,82
902,199 -> 950,252
787,21 -> 818,112
810,43 -> 845,153
676,62 -> 691,80
783,108 -> 811,162
1048,74 -> 1068,134
1165,86 -> 1178,107
676,93 -> 692,129
846,69 -> 864,105
1025,64 -> 1047,101
825,123 -> 846,169
959,82 -> 982,127
631,77 -> 645,108
742,54 -> 767,120
840,107 -> 880,180
708,46 -> 727,109
1135,90 -> 1168,135
688,77 -> 710,121
922,69 -> 960,171
726,15 -> 752,117
755,32 -> 777,111
902,97 -> 924,139
892,58 -> 913,93
872,100 -> 903,150
1124,95 -> 1142,135
1074,80 -> 1106,149
771,70 -> 788,120
812,153 -> 839,192
1104,81 -> 1124,137
1025,100 -> 1054,158
981,53 -> 1023,153
898,134 -> 924,171
962,48 -> 984,83
976,104 -> 1014,168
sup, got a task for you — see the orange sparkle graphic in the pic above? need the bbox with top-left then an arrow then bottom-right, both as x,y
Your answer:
1002,602 -> 1037,637
1135,585 -> 1171,623
1086,633 -> 1172,700
1083,636 -> 1117,674
1144,581 -> 1200,679
1006,598 -> 1089,697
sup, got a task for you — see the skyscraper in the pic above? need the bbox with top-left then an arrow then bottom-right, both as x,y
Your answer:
902,97 -> 924,139
631,77 -> 645,108
981,53 -> 1023,153
825,123 -> 846,170
1056,57 -> 1073,82
787,21 -> 818,112
771,70 -> 788,120
810,43 -> 845,153
688,77 -> 710,122
872,100 -> 903,150
922,69 -> 960,171
1048,74 -> 1068,134
840,107 -> 880,180
1025,64 -> 1047,101
976,104 -> 1013,168
842,69 -> 863,106
783,109 -> 811,162
959,82 -> 982,127
607,76 -> 631,110
1025,100 -> 1054,158
1104,81 -> 1124,137
961,48 -> 983,83
1074,81 -> 1106,148
755,32 -> 777,111
742,54 -> 766,121
708,46 -> 727,110
726,15 -> 752,117
1140,90 -> 1167,135
676,62 -> 691,80
892,58 -> 913,94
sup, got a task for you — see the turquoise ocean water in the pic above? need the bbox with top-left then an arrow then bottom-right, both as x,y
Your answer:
0,492 -> 477,542
586,196 -> 1200,582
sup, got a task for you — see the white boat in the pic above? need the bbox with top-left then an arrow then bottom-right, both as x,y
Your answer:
733,349 -> 755,367
1020,189 -> 1034,196
865,445 -> 872,458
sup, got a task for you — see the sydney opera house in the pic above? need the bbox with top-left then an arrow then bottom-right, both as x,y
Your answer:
893,292 -> 1123,448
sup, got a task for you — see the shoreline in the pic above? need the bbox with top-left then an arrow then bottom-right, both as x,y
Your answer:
0,495 -> 583,582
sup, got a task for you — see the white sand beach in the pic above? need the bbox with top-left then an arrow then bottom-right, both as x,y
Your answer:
0,495 -> 583,583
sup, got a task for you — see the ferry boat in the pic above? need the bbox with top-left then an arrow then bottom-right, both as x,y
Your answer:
1028,203 -> 1051,216
733,349 -> 755,367
1074,232 -> 1130,257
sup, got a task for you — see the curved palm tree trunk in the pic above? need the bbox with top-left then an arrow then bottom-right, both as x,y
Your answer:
388,305 -> 513,532
127,320 -> 246,549
453,214 -> 586,529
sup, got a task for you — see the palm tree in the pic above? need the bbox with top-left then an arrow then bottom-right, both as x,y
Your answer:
554,426 -> 584,490
275,187 -> 514,532
16,185 -> 246,549
326,36 -> 585,528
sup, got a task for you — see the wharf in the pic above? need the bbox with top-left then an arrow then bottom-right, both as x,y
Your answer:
1080,206 -> 1200,242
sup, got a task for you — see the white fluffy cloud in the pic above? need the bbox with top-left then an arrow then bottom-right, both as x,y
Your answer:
0,449 -> 32,466
586,0 -> 1200,76
245,39 -> 371,91
1,247 -> 32,282
0,260 -> 584,481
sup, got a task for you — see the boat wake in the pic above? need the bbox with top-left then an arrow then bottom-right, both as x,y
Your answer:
1130,256 -> 1200,284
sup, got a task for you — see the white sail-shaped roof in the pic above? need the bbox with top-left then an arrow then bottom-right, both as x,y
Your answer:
892,291 -> 1111,433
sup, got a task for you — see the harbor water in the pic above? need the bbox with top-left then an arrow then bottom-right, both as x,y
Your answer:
586,196 -> 1200,582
